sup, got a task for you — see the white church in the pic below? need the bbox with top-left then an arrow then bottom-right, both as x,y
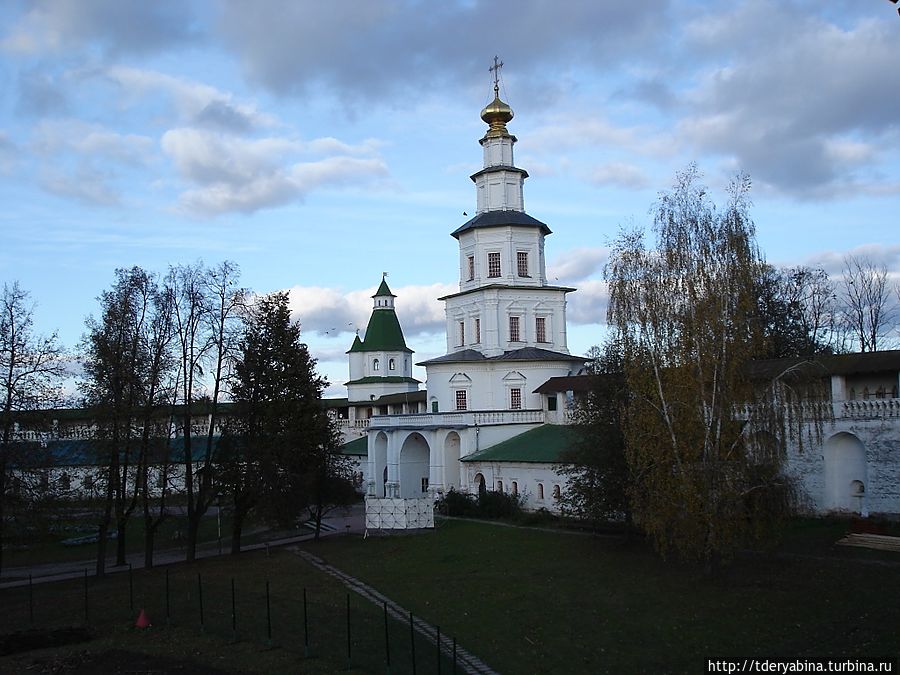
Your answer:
336,69 -> 900,529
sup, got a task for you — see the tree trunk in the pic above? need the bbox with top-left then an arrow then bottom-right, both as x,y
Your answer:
144,525 -> 155,569
115,520 -> 127,566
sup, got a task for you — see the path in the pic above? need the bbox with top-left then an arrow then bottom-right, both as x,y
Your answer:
292,548 -> 498,675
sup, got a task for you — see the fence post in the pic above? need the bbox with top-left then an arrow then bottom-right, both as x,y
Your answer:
165,568 -> 170,624
128,563 -> 134,611
266,580 -> 272,646
346,593 -> 352,671
303,587 -> 310,657
436,625 -> 441,674
383,601 -> 391,674
231,578 -> 237,642
28,574 -> 33,624
197,573 -> 204,632
409,611 -> 417,675
453,637 -> 457,674
83,569 -> 89,624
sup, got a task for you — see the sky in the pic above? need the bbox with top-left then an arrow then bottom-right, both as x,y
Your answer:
1,0 -> 899,397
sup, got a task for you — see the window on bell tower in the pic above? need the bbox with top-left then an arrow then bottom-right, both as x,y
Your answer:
458,320 -> 465,346
488,252 -> 501,278
517,251 -> 529,277
467,255 -> 475,281
509,316 -> 521,342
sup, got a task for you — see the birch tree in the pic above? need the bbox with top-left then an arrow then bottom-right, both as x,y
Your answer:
607,166 -> 822,569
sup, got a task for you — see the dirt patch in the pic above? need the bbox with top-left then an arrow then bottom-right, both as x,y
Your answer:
0,627 -> 93,656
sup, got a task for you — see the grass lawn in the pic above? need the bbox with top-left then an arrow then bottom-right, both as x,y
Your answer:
297,519 -> 900,673
0,547 -> 453,674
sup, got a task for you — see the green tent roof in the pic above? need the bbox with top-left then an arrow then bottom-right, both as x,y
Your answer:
461,424 -> 577,464
341,435 -> 368,456
373,278 -> 395,297
350,306 -> 412,353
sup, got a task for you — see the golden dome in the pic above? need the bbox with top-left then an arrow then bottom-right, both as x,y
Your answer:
480,83 -> 514,137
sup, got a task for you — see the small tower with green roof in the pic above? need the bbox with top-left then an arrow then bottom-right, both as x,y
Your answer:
346,276 -> 420,405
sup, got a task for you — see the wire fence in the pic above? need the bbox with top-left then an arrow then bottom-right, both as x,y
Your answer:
0,553 -> 472,674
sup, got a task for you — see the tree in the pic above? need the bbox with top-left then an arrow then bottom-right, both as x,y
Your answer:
606,166 -> 820,570
167,261 -> 243,562
81,268 -> 165,574
840,255 -> 897,352
0,282 -> 65,576
559,339 -> 632,527
220,291 -> 352,550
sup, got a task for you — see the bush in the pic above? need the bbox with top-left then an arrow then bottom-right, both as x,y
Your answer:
435,487 -> 525,520
435,488 -> 478,517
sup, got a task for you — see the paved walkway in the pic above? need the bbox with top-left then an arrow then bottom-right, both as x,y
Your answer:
293,548 -> 498,675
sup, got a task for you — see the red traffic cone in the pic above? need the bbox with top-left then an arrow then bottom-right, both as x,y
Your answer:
135,608 -> 151,629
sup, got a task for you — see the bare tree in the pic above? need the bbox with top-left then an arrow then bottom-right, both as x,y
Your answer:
0,282 -> 65,576
840,255 -> 897,352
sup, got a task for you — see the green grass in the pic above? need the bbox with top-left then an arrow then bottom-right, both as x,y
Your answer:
0,548 -> 453,674
298,519 -> 900,674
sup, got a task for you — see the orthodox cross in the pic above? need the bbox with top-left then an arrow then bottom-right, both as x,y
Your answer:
489,56 -> 504,94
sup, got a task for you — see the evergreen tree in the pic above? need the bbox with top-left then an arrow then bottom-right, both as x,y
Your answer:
220,291 -> 352,550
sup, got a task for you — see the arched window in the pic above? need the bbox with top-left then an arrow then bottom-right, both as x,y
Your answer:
497,480 -> 504,493
552,484 -> 561,500
511,481 -> 518,495
474,473 -> 485,493
389,358 -> 396,370
537,483 -> 544,500
373,358 -> 380,371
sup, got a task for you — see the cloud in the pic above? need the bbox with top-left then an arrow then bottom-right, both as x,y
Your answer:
33,119 -> 153,165
1,0 -> 196,56
677,2 -> 900,197
589,162 -> 649,190
802,244 -> 900,278
0,133 -> 16,173
161,128 -> 389,215
15,68 -> 68,116
39,165 -> 119,206
286,282 -> 454,341
103,66 -> 276,132
216,1 -> 668,101
566,279 -> 609,326
548,247 -> 609,284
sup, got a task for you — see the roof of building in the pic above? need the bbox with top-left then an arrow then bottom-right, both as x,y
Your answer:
10,436 -> 221,468
451,210 -> 552,239
418,346 -> 585,367
533,374 -> 595,394
344,376 -> 421,386
340,435 -> 368,456
461,424 -> 576,464
749,350 -> 900,380
373,278 -> 395,298
347,306 -> 413,353
438,283 -> 576,302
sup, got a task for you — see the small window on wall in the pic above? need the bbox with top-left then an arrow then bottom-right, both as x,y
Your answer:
535,316 -> 547,343
547,395 -> 558,411
497,480 -> 504,493
488,252 -> 501,278
510,388 -> 522,410
421,477 -> 429,492
509,316 -> 520,342
511,481 -> 518,495
467,255 -> 475,281
552,484 -> 561,500
538,483 -> 545,500
458,320 -> 465,346
455,389 -> 468,411
432,400 -> 439,413
373,358 -> 380,371
389,358 -> 396,370
474,317 -> 481,343
517,251 -> 529,277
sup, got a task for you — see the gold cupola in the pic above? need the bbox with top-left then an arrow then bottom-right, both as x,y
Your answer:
480,82 -> 514,138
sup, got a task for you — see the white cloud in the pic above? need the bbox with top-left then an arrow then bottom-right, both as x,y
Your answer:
566,279 -> 609,326
548,247 -> 609,284
589,162 -> 649,190
802,244 -> 900,277
39,166 -> 119,206
33,119 -> 153,165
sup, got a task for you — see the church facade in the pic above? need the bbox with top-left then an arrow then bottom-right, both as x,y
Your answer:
344,74 -> 900,528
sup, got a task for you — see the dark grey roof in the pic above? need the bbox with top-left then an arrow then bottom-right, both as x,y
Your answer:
451,210 -> 552,239
469,166 -> 528,182
749,350 -> 900,380
438,283 -> 575,302
533,374 -> 595,394
418,347 -> 584,367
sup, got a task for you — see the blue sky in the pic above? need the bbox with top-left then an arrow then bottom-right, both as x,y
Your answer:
1,1 -> 899,397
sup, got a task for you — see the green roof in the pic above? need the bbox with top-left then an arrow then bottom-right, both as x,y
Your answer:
351,306 -> 412,353
341,435 -> 368,456
345,376 -> 420,386
373,278 -> 395,297
461,424 -> 576,464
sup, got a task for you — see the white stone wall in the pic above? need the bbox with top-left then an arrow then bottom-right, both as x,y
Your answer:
461,460 -> 566,512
